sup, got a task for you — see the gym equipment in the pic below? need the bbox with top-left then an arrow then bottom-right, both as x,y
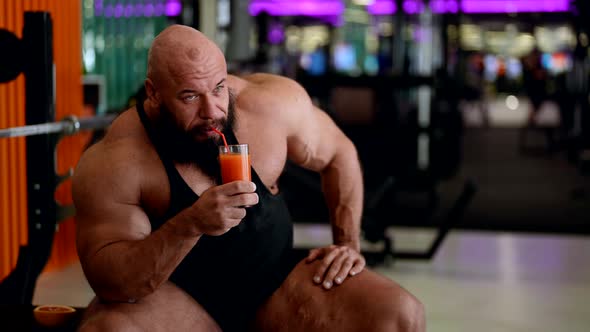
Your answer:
0,114 -> 116,139
0,12 -> 115,306
0,29 -> 24,83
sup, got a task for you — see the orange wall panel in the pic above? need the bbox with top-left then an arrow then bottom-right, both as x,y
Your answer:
0,0 -> 83,281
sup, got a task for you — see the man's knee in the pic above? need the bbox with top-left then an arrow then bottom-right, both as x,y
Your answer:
397,291 -> 425,332
374,289 -> 425,332
77,311 -> 142,332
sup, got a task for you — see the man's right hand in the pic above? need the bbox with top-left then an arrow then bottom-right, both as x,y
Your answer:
185,181 -> 259,236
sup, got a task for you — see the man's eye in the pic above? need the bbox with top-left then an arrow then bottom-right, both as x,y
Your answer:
214,85 -> 224,94
184,95 -> 198,102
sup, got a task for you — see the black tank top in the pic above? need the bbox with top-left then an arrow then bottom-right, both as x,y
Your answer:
136,104 -> 298,331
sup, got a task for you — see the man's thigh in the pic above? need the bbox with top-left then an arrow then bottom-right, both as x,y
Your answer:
77,281 -> 221,332
254,259 -> 423,332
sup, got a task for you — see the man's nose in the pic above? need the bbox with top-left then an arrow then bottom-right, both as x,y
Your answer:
198,94 -> 217,119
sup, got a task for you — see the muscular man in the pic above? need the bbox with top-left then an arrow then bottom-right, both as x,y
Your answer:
73,25 -> 425,332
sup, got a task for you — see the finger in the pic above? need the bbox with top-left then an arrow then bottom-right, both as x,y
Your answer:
306,248 -> 322,264
314,248 -> 342,284
334,256 -> 355,285
220,181 -> 257,195
349,256 -> 366,276
322,252 -> 348,289
228,192 -> 259,207
308,244 -> 336,264
226,206 -> 247,219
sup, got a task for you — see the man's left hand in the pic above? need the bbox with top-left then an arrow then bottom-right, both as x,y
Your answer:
306,245 -> 365,290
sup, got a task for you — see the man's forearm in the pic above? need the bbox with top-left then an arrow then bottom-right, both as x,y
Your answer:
83,210 -> 200,302
321,142 -> 364,252
328,201 -> 361,251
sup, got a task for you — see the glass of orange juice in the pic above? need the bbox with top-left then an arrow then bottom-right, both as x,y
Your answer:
218,144 -> 251,184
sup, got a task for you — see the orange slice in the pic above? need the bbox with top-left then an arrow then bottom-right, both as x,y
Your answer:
33,304 -> 77,327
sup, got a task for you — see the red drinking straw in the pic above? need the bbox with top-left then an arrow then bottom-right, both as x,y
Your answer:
211,127 -> 228,148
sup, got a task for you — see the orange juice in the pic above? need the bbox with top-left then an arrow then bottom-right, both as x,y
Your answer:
219,153 -> 251,184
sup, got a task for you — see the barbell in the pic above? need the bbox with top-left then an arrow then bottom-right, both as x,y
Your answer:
0,114 -> 117,139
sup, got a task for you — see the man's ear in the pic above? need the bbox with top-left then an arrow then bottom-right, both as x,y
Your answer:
144,78 -> 161,108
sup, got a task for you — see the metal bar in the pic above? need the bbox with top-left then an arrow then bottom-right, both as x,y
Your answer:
0,114 -> 116,138
424,179 -> 477,258
0,122 -> 65,138
378,179 -> 477,262
77,113 -> 117,131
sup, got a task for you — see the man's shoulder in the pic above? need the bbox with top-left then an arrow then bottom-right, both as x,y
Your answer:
103,109 -> 158,160
231,73 -> 311,115
233,73 -> 303,91
75,116 -> 156,191
86,134 -> 149,163
75,138 -> 144,187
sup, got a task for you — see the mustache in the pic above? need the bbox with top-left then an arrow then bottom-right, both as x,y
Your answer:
189,120 -> 226,141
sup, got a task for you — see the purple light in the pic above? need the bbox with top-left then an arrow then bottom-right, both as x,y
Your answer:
431,0 -> 446,13
249,0 -> 345,17
114,4 -> 124,18
96,0 -> 181,17
134,4 -> 144,17
446,0 -> 459,13
124,4 -> 133,17
369,0 -> 569,15
431,0 -> 459,14
461,0 -> 570,13
368,0 -> 397,15
249,0 -> 571,18
403,0 -> 424,14
104,4 -> 114,18
94,0 -> 104,16
268,24 -> 285,44
154,3 -> 165,16
165,0 -> 183,17
144,4 -> 154,17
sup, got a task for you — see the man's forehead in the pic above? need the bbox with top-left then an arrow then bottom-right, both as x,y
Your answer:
166,55 -> 226,83
170,72 -> 227,93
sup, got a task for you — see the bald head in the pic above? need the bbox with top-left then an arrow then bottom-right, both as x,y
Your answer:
147,25 -> 226,87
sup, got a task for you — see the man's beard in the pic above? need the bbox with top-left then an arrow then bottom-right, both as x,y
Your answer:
154,90 -> 236,180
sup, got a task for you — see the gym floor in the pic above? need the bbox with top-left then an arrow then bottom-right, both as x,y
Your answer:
33,226 -> 590,332
33,96 -> 590,331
